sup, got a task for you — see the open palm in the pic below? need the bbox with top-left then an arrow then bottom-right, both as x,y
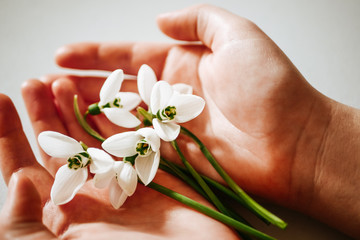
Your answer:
42,5 -> 327,211
2,4 -> 358,239
18,4 -> 313,237
0,92 -> 238,239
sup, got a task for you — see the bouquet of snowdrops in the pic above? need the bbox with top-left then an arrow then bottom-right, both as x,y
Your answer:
38,65 -> 287,240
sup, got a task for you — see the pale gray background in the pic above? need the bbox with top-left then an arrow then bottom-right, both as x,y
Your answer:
0,0 -> 358,239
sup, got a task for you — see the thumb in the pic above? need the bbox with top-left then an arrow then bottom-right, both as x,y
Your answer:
156,4 -> 263,51
0,172 -> 56,239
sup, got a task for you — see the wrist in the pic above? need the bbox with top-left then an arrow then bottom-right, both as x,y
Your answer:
311,102 -> 360,237
291,95 -> 360,237
288,92 -> 333,209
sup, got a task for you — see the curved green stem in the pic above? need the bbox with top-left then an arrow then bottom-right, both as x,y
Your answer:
74,95 -> 105,142
170,160 -> 270,225
148,182 -> 276,240
171,140 -> 233,218
159,160 -> 253,238
180,126 -> 287,229
160,158 -> 209,201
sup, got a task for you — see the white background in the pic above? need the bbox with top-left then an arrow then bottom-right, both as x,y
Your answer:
0,0 -> 358,239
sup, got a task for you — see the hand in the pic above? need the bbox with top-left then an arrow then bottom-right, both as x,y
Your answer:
0,94 -> 238,239
22,4 -> 360,238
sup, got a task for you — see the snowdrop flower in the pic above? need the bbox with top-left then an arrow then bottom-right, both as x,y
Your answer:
137,64 -> 204,141
38,131 -> 108,205
88,69 -> 141,128
102,128 -> 160,185
150,81 -> 205,141
137,64 -> 194,106
89,148 -> 137,209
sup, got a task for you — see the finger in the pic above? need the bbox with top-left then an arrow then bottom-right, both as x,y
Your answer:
0,94 -> 45,183
1,173 -> 42,222
55,42 -> 173,77
51,77 -> 101,148
41,74 -> 138,104
0,173 -> 56,239
22,79 -> 68,170
22,79 -> 67,135
0,94 -> 52,201
42,74 -> 105,104
157,4 -> 263,51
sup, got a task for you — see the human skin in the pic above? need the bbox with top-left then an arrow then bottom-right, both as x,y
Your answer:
0,93 -> 239,240
1,4 -> 360,239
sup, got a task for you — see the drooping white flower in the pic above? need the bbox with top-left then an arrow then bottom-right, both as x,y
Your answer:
38,131 -> 109,205
102,128 -> 160,185
137,65 -> 204,141
88,69 -> 141,128
88,148 -> 138,209
150,81 -> 205,141
137,64 -> 194,106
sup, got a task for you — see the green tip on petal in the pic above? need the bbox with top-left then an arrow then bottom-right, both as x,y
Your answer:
124,154 -> 137,165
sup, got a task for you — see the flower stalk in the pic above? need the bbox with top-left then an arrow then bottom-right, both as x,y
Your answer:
160,158 -> 209,201
161,157 -> 270,225
137,107 -> 154,127
74,95 -> 105,142
159,158 -> 255,238
180,126 -> 287,229
148,182 -> 276,240
170,140 -> 234,218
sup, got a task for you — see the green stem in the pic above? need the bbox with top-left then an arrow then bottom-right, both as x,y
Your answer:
148,182 -> 276,240
203,174 -> 270,225
160,158 -> 210,201
73,95 -> 105,142
151,170 -> 253,240
137,107 -> 154,126
160,163 -> 255,239
170,159 -> 270,225
180,126 -> 287,229
171,140 -> 233,218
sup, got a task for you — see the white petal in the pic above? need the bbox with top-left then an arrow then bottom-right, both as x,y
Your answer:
102,132 -> 142,157
103,108 -> 141,128
150,81 -> 174,115
172,83 -> 193,94
137,64 -> 157,106
115,92 -> 141,111
152,119 -> 180,142
99,69 -> 124,105
50,166 -> 88,205
136,128 -> 160,152
169,94 -> 205,123
109,178 -> 128,209
38,131 -> 83,158
116,162 -> 138,196
135,151 -> 160,185
93,169 -> 114,189
113,160 -> 125,173
88,147 -> 114,174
